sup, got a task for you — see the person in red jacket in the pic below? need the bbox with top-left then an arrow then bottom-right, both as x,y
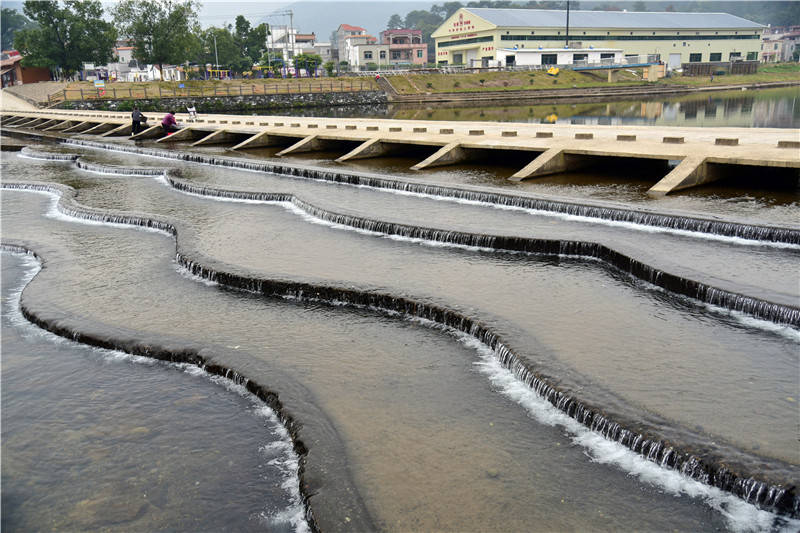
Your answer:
161,111 -> 179,133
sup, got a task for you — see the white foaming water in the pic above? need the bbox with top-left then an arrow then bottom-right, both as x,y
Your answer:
16,152 -> 76,162
634,276 -> 800,342
61,139 -> 798,250
174,261 -> 220,287
160,181 -> 795,336
160,181 -> 502,256
1,249 -> 311,533
456,334 -> 800,533
155,250 -> 799,532
76,163 -> 163,178
377,187 -> 800,250
4,187 -> 174,236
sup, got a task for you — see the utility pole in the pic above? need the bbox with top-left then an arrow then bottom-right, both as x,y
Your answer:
565,0 -> 570,47
264,10 -> 295,74
213,33 -> 219,77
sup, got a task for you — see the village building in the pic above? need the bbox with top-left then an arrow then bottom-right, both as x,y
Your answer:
432,8 -> 763,69
0,50 -> 51,87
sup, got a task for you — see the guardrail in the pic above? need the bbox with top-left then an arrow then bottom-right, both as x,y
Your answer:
47,80 -> 376,105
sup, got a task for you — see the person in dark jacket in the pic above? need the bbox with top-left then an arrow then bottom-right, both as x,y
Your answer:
131,107 -> 146,134
161,111 -> 179,133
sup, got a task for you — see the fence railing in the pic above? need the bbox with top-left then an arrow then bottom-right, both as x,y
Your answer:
48,80 -> 375,105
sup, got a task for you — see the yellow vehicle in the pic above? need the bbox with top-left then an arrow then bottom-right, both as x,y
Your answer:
546,66 -> 559,76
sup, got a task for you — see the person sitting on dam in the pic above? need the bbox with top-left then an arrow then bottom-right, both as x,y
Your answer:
161,111 -> 181,134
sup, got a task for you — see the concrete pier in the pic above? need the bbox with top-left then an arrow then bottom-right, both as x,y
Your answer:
2,108 -> 798,195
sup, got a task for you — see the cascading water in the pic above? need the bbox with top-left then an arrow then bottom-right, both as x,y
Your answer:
61,138 -> 800,245
2,140 -> 799,526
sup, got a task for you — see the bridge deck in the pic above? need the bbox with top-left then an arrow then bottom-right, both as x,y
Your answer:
2,108 -> 798,195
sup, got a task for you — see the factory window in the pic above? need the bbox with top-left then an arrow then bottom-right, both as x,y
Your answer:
689,53 -> 702,62
729,51 -> 741,60
541,54 -> 557,65
709,52 -> 721,61
746,51 -> 758,60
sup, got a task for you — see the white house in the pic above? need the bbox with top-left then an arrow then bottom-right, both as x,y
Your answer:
495,47 -> 623,67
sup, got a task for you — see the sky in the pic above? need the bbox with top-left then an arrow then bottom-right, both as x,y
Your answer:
5,1 -> 779,44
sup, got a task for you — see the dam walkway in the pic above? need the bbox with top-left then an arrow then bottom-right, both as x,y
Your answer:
2,108 -> 798,196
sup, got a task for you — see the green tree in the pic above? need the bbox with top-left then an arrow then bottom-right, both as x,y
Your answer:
293,52 -> 323,76
14,0 -> 116,77
2,8 -> 35,50
234,15 -> 268,71
197,27 -> 238,75
404,10 -> 445,62
387,14 -> 404,30
432,2 -> 464,19
112,0 -> 199,74
323,61 -> 336,77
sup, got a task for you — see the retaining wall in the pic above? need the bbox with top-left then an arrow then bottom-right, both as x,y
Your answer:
55,91 -> 388,113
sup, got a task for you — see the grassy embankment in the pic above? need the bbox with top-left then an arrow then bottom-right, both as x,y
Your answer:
388,69 -> 645,94
57,63 -> 798,105
389,63 -> 800,94
659,62 -> 800,87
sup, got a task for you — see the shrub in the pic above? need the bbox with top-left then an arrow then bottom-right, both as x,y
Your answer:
503,81 -> 509,87
453,81 -> 460,88
479,78 -> 485,85
426,82 -> 433,88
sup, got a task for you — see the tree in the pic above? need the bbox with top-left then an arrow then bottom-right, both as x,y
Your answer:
403,10 -> 445,62
2,8 -> 35,50
633,1 -> 647,11
234,15 -> 268,71
323,61 -> 336,77
196,27 -> 239,75
387,14 -> 404,30
112,0 -> 199,74
14,0 -> 116,77
293,52 -> 323,77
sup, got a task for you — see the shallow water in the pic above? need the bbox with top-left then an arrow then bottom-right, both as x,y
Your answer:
2,134 -> 800,531
3,190 -> 795,533
4,148 -> 799,474
1,253 -> 305,532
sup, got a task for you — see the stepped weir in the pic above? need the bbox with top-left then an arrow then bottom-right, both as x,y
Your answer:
2,109 -> 798,195
2,104 -> 799,530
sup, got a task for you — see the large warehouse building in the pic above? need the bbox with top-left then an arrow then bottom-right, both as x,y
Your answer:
432,8 -> 763,69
